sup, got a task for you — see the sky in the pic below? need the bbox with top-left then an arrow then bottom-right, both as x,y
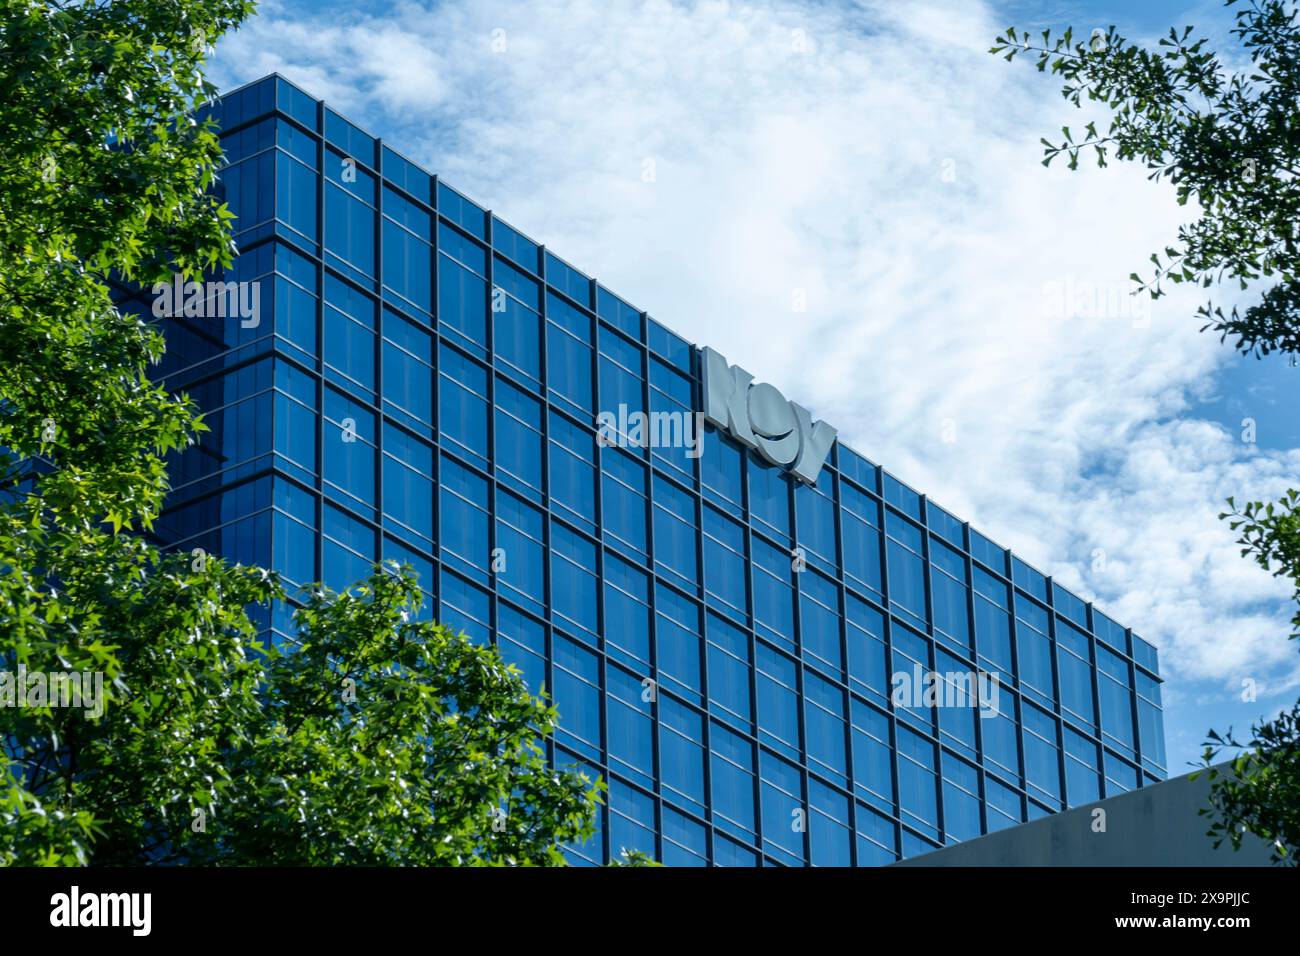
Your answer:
209,0 -> 1300,777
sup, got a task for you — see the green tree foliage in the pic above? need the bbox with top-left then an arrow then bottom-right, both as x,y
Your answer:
1199,494 -> 1300,865
0,0 -> 248,523
1,0 -> 603,866
992,0 -> 1300,359
610,849 -> 660,867
1,0 -> 269,868
993,1 -> 1300,865
185,569 -> 602,866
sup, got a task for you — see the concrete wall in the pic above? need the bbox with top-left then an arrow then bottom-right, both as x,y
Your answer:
895,766 -> 1279,867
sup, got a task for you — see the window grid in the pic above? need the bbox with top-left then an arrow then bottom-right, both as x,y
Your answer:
148,75 -> 1167,867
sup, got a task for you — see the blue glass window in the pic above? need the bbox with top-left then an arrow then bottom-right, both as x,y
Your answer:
846,596 -> 888,701
883,474 -> 922,521
936,649 -> 977,757
927,502 -> 964,547
222,153 -> 274,232
324,276 -> 375,392
850,699 -> 894,808
796,483 -> 837,565
886,533 -> 926,629
440,345 -> 489,469
599,353 -> 642,415
1017,619 -> 1054,698
381,422 -> 432,544
760,751 -> 804,864
805,673 -> 847,783
749,462 -> 790,540
647,319 -> 690,372
704,505 -> 747,616
494,377 -> 543,493
608,779 -> 656,857
837,447 -> 877,491
809,779 -> 852,866
494,255 -> 539,309
1094,611 -> 1129,653
323,501 -> 375,588
322,387 -> 376,515
438,182 -> 486,238
325,145 -> 375,203
493,218 -> 539,272
707,612 -> 751,725
970,530 -> 1005,572
1105,751 -> 1139,795
385,185 -> 431,239
1052,582 -> 1088,628
325,183 -> 375,276
799,570 -> 841,672
496,603 -> 546,692
273,276 -> 317,362
702,427 -> 744,508
494,292 -> 540,382
662,808 -> 707,866
545,252 -> 590,307
549,410 -> 596,534
857,805 -> 897,864
382,310 -> 432,427
752,537 -> 794,649
974,585 -> 1012,678
383,220 -> 432,314
439,455 -> 488,578
275,152 -> 316,240
1133,635 -> 1159,673
941,753 -> 982,843
931,539 -> 970,651
547,323 -> 593,413
553,635 -> 600,760
653,475 -> 697,588
608,668 -> 654,789
272,509 -> 316,588
605,552 -> 650,666
1098,646 -> 1135,754
494,490 -> 545,614
710,721 -> 755,835
985,776 -> 1022,832
439,254 -> 486,348
982,698 -> 1020,777
325,108 -> 376,166
1012,556 -> 1048,602
897,726 -> 938,836
273,362 -> 316,474
382,146 -> 431,204
842,509 -> 883,597
1023,701 -> 1061,804
277,79 -> 317,131
597,286 -> 641,339
602,448 -> 647,554
656,585 -> 701,700
551,523 -> 598,637
1136,671 -> 1166,772
660,698 -> 706,815
757,643 -> 800,760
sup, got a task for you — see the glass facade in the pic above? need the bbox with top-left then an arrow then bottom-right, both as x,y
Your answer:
123,74 -> 1166,866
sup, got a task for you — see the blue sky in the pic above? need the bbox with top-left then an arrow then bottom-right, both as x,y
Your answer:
210,0 -> 1300,778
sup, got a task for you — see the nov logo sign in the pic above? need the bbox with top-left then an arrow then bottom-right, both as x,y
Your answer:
700,347 -> 836,484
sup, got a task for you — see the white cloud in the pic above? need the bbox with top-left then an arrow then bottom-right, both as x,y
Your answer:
212,0 -> 1300,763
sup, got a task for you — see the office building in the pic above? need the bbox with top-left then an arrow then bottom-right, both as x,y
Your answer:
124,74 -> 1168,866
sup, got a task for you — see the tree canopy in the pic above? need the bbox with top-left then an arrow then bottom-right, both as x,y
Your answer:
994,0 -> 1300,865
992,0 -> 1300,359
1,0 -> 605,867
